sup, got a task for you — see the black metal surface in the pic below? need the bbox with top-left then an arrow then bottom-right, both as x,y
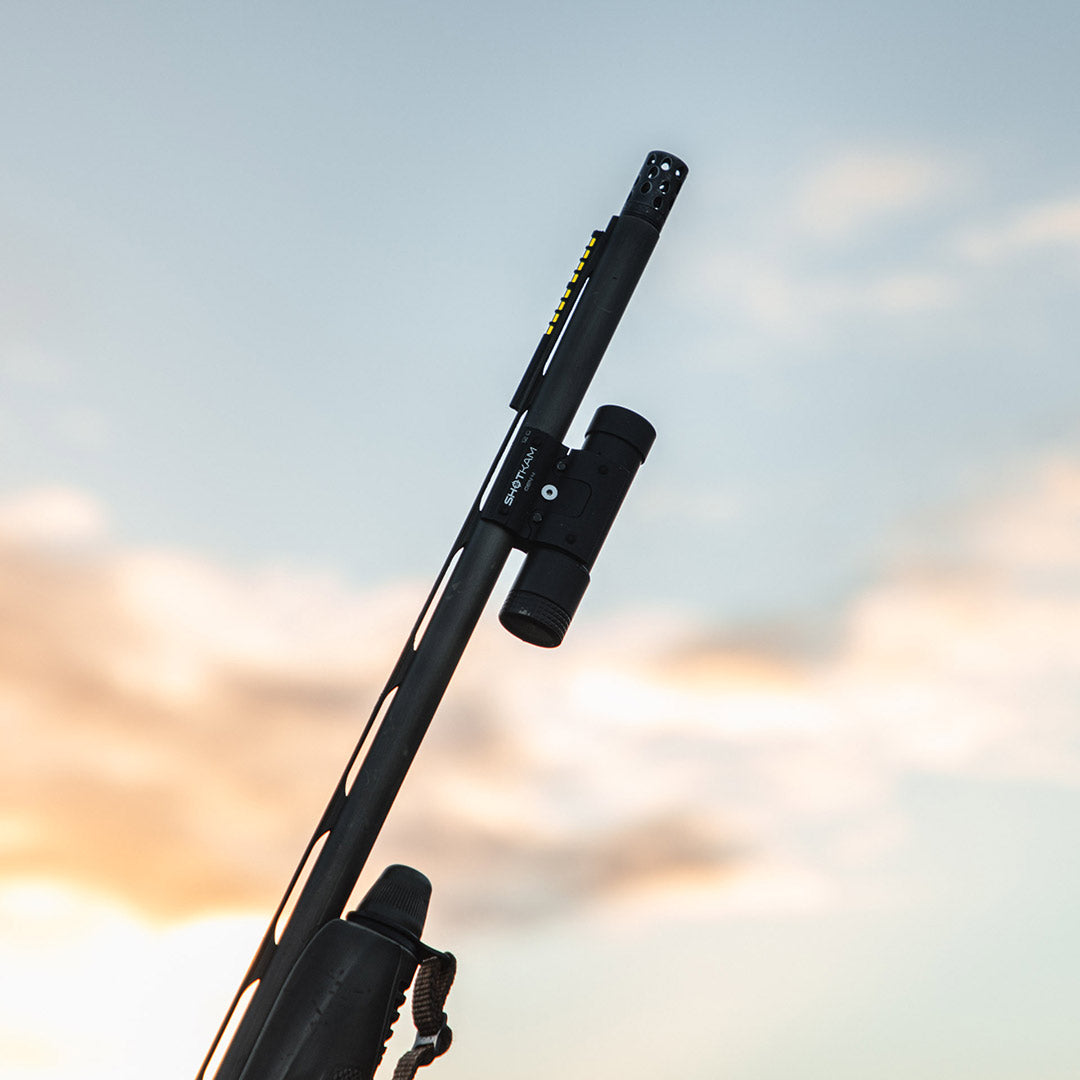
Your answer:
620,150 -> 689,231
496,405 -> 656,647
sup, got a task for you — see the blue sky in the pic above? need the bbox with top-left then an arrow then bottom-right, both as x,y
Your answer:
3,4 -> 1080,1078
3,1 -> 1079,622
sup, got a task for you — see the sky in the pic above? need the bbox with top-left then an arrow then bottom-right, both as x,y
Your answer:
2,2 -> 1080,1078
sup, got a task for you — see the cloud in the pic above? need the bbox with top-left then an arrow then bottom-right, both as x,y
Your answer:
0,493 -> 418,918
695,146 -> 965,344
954,195 -> 1080,262
0,487 -> 109,548
694,151 -> 1080,352
830,458 -> 1080,783
704,253 -> 959,342
4,458 -> 1080,928
0,489 -> 739,925
0,878 -> 263,1080
792,150 -> 957,241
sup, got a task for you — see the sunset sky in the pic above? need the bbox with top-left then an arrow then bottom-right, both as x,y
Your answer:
3,3 -> 1080,1078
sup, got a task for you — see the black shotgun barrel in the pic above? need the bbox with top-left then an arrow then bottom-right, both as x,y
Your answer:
525,151 -> 687,440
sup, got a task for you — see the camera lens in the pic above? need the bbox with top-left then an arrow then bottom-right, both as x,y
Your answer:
499,547 -> 590,647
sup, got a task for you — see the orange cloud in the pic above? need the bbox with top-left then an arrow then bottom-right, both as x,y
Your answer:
0,491 -> 738,924
5,458 -> 1080,929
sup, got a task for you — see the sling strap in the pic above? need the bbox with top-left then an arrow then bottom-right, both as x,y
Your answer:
391,950 -> 456,1080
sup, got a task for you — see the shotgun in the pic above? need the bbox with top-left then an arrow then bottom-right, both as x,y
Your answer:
198,149 -> 689,1080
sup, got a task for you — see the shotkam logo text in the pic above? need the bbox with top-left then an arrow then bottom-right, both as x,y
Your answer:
504,444 -> 539,506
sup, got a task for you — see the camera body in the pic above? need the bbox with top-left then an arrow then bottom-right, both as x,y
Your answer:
482,404 -> 656,646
